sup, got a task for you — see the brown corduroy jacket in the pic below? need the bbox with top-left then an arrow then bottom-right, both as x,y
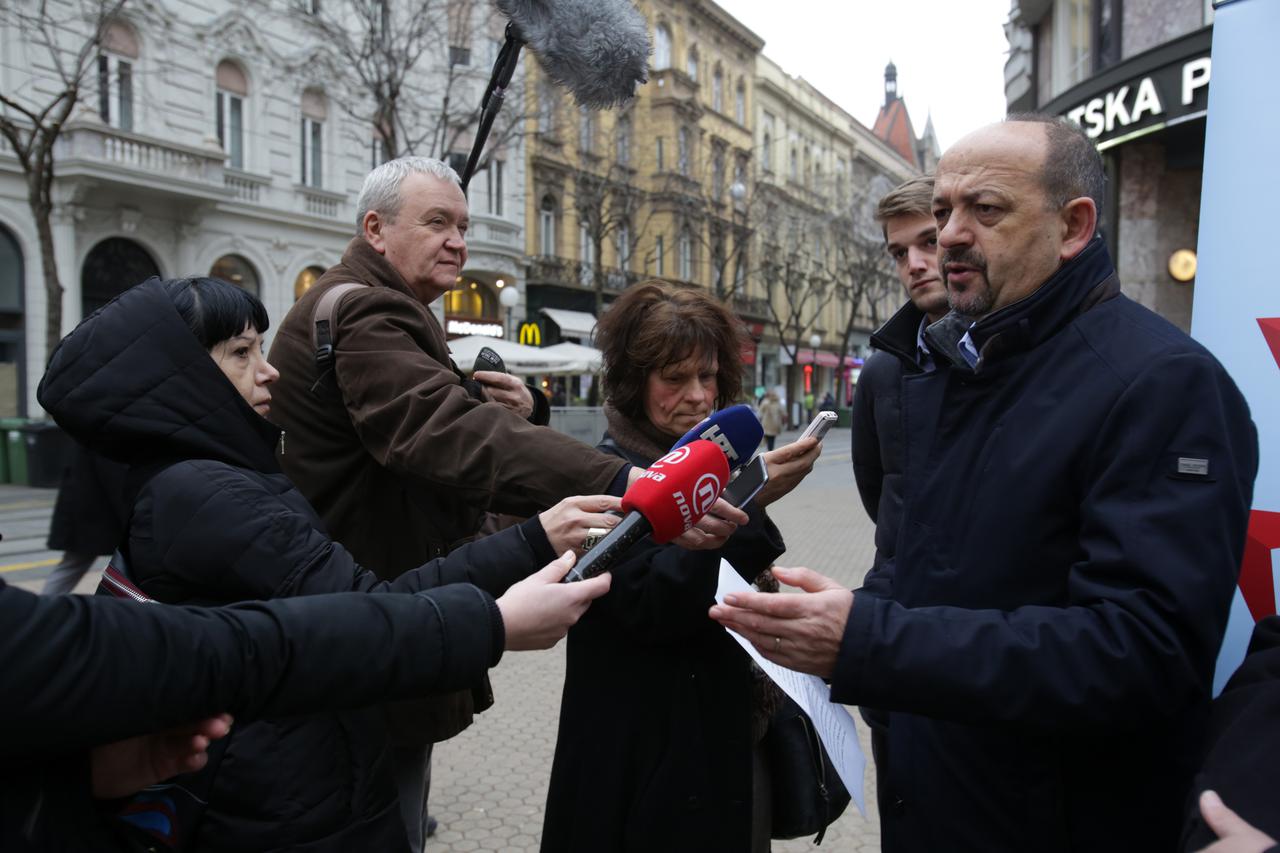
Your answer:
268,238 -> 627,740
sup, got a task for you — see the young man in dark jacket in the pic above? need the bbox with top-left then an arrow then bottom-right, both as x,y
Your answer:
712,115 -> 1258,852
849,174 -> 948,844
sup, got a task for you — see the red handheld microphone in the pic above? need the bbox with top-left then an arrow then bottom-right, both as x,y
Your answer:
561,439 -> 730,582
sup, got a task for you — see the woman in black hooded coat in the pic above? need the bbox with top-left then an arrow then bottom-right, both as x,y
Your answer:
37,276 -> 612,852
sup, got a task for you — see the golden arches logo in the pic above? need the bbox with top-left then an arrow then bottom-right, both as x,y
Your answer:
518,322 -> 542,346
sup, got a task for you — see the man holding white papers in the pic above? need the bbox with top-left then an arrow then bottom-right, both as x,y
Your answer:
710,116 -> 1258,852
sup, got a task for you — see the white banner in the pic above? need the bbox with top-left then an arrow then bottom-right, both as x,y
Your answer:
1189,0 -> 1280,692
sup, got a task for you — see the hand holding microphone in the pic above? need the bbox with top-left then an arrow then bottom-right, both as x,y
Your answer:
498,551 -> 611,650
562,439 -> 730,582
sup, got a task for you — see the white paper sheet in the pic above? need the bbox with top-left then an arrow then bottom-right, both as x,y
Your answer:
716,561 -> 867,816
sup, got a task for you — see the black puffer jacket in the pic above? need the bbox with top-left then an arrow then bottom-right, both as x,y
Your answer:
850,300 -> 927,589
37,279 -> 556,852
542,433 -> 785,853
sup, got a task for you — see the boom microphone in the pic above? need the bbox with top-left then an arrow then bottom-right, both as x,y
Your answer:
497,0 -> 651,109
670,405 -> 765,472
461,0 -> 650,190
561,440 -> 730,582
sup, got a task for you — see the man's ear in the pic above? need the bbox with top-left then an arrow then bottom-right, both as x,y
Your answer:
362,211 -> 387,254
1059,197 -> 1097,261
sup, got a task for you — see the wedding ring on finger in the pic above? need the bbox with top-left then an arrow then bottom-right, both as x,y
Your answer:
581,527 -> 609,551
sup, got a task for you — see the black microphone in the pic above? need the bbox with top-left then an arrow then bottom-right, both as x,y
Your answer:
461,0 -> 650,189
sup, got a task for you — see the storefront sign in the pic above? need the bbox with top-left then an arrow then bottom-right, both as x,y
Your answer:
518,322 -> 542,346
446,319 -> 503,338
1048,28 -> 1211,149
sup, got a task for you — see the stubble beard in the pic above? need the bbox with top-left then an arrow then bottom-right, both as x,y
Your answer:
942,248 -> 994,317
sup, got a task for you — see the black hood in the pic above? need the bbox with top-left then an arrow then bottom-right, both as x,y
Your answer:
37,278 -> 281,473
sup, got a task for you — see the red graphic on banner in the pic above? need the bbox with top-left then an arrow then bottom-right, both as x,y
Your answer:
1260,318 -> 1280,369
1240,511 -> 1280,621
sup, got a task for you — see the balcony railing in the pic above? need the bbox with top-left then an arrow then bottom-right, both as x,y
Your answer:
527,256 -> 642,292
297,185 -> 347,219
56,120 -> 225,186
224,170 -> 271,203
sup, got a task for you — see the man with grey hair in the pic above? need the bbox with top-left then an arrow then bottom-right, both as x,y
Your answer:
266,157 -> 643,847
711,116 -> 1257,851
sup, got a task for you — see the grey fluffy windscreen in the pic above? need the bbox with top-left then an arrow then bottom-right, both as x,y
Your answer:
496,0 -> 651,109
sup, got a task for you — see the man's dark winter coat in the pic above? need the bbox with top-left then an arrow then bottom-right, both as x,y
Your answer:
35,280 -> 556,852
832,239 -> 1258,852
541,431 -> 785,852
850,300 -> 927,581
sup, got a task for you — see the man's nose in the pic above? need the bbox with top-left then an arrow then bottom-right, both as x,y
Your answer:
938,213 -> 970,249
908,246 -> 930,273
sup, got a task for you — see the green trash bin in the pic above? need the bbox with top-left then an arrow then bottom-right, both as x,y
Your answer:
836,407 -> 853,429
0,417 -> 29,486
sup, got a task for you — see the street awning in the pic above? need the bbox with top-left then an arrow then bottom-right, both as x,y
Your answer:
541,341 -> 603,373
447,336 -> 579,376
539,308 -> 597,339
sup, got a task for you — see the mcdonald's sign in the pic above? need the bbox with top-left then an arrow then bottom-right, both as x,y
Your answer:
518,322 -> 542,346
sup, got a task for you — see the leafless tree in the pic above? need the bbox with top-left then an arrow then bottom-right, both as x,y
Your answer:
0,0 -> 129,360
824,193 -> 899,405
294,0 -> 527,165
755,198 -> 839,408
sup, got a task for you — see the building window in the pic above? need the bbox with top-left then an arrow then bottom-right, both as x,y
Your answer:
655,235 -> 665,276
539,195 -> 557,256
686,46 -> 699,81
210,254 -> 260,295
81,237 -> 160,318
678,228 -> 693,281
678,126 -> 690,175
215,60 -> 247,170
762,113 -> 776,172
656,137 -> 665,172
371,135 -> 385,169
616,221 -> 631,271
294,265 -> 325,300
653,23 -> 672,70
712,66 -> 724,113
304,0 -> 319,13
537,78 -> 558,135
578,106 -> 595,155
616,115 -> 631,166
735,79 -> 746,124
712,146 -> 725,199
98,22 -> 139,132
300,88 -> 326,187
789,146 -> 798,182
478,159 -> 504,216
1048,0 -> 1092,97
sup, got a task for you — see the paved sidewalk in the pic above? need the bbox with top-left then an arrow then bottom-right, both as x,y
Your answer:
429,428 -> 883,852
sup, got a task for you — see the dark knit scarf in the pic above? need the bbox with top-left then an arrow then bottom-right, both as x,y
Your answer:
603,401 -> 782,740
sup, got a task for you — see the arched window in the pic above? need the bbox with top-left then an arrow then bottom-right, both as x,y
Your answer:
653,24 -> 672,70
81,237 -> 160,317
301,87 -> 327,187
686,46 -> 699,81
216,60 -> 248,170
294,265 -> 325,300
210,253 -> 260,295
443,280 -> 497,319
539,195 -> 558,257
99,21 -> 139,131
712,66 -> 724,113
735,79 -> 746,124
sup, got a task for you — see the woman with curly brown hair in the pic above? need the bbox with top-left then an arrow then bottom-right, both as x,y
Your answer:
541,280 -> 821,853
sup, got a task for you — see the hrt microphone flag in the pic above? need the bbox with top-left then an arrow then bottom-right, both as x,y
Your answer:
670,405 -> 764,471
562,439 -> 729,582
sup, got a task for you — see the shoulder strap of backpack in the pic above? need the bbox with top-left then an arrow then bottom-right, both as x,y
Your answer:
312,282 -> 370,373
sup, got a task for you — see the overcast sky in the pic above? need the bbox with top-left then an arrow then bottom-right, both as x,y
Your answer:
715,0 -> 1013,151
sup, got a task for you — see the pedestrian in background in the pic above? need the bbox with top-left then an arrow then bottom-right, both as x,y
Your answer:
41,445 -> 129,595
758,390 -> 784,451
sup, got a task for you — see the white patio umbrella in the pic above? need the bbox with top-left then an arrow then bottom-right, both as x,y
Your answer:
540,341 -> 603,374
445,336 -> 576,376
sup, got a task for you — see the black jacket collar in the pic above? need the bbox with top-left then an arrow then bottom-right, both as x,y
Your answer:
870,300 -> 928,370
924,236 -> 1120,372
